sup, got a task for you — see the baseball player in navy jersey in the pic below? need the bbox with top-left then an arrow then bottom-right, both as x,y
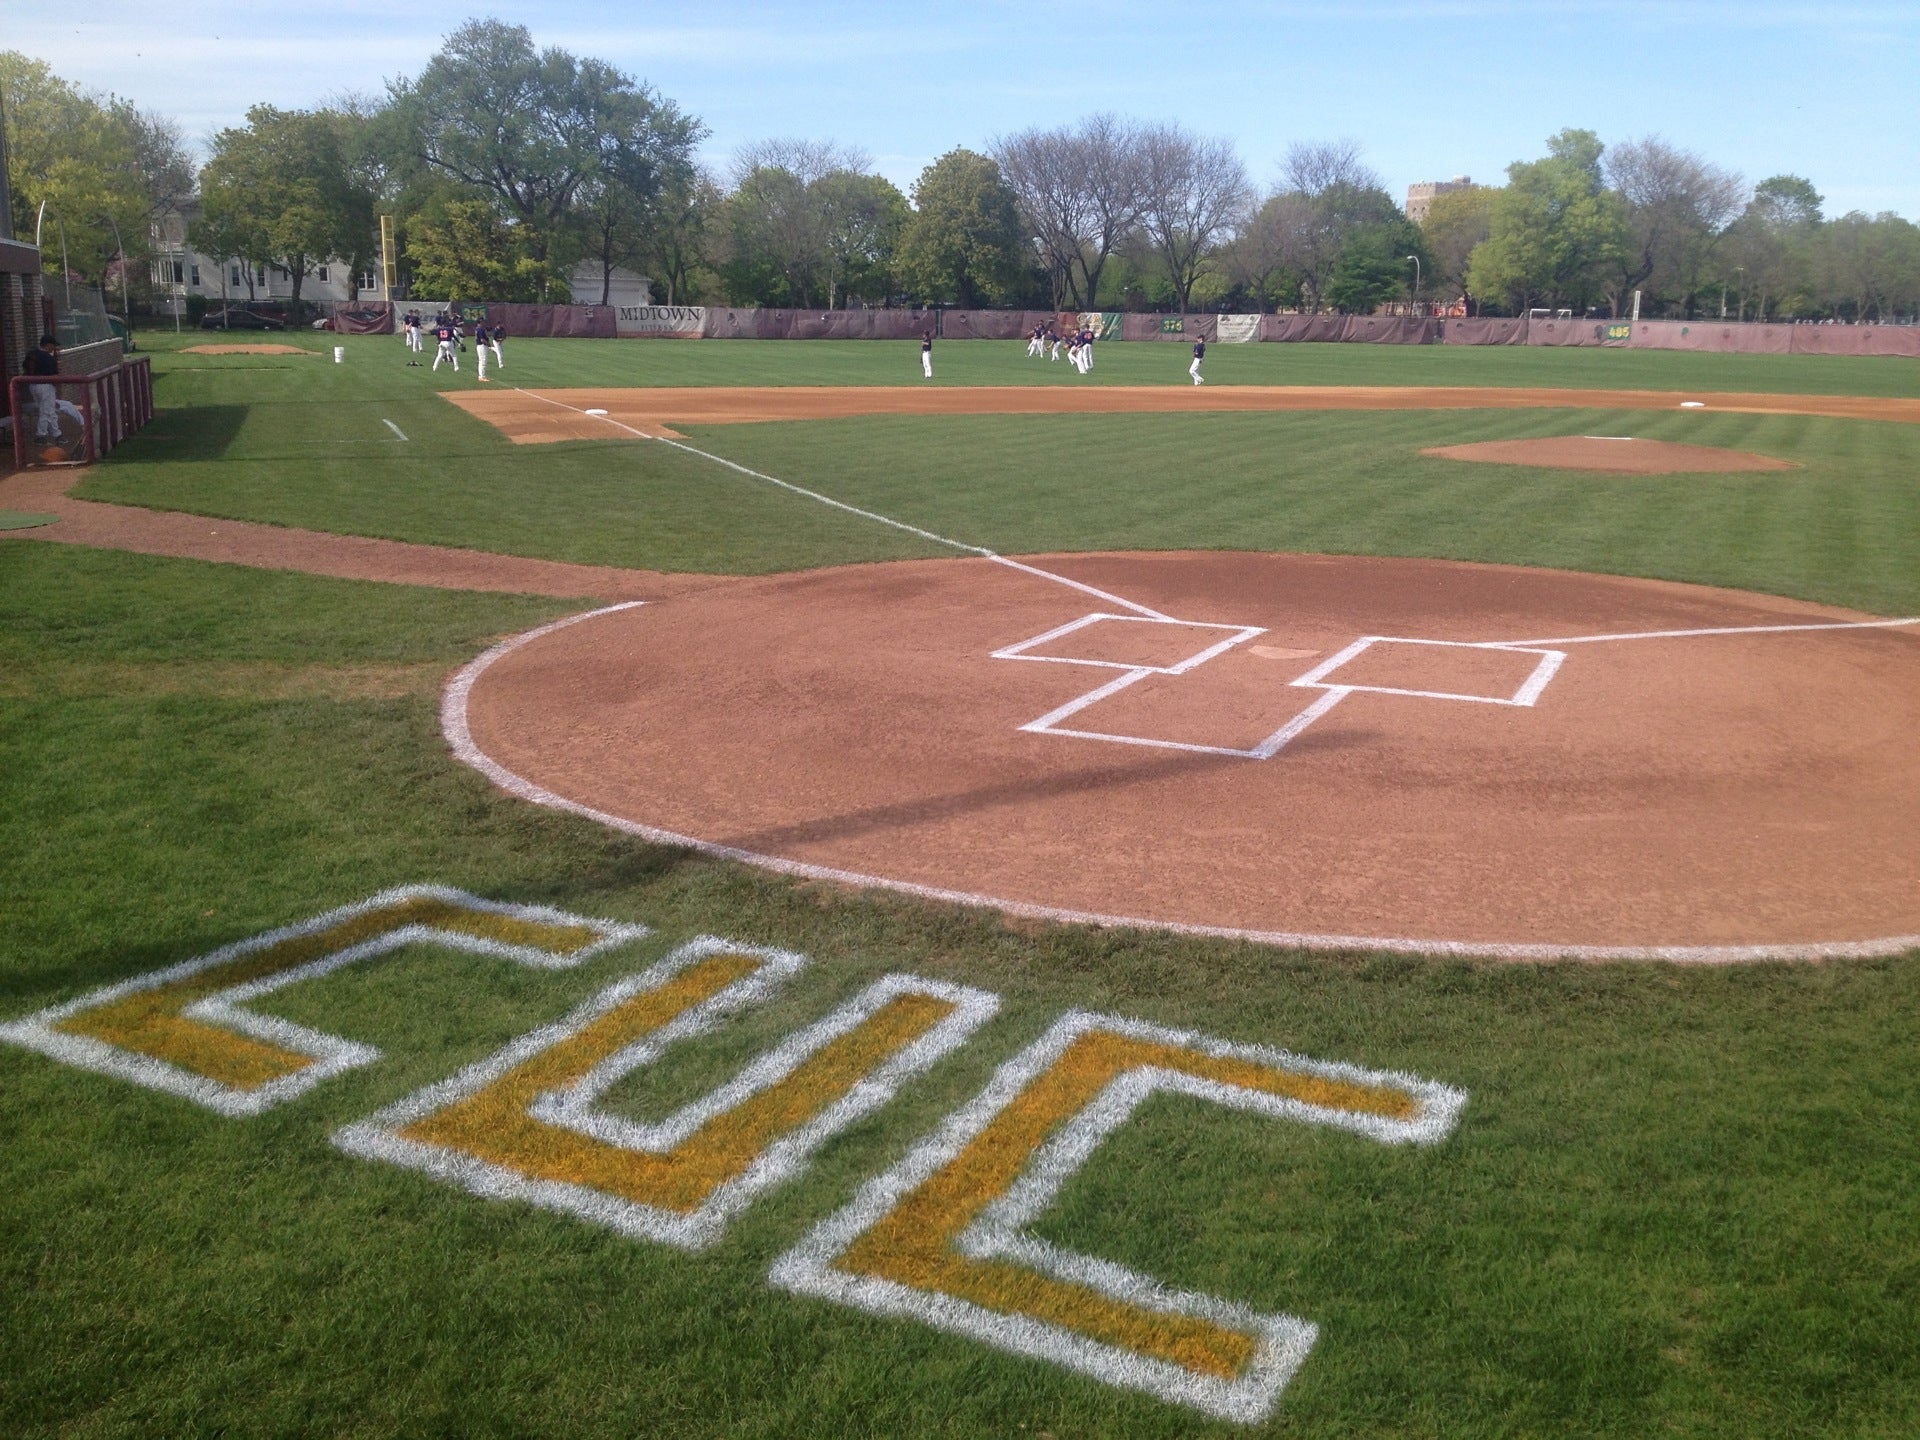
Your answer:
431,320 -> 458,371
921,329 -> 933,379
1189,336 -> 1206,385
472,321 -> 492,381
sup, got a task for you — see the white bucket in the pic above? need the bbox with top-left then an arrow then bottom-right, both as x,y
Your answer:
333,346 -> 345,363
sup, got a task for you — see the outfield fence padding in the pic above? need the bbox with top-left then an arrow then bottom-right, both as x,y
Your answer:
1627,319 -> 1920,357
479,303 -> 617,339
1439,317 -> 1528,345
939,310 -> 1057,341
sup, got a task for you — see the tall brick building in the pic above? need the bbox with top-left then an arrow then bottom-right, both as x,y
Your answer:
1404,176 -> 1474,223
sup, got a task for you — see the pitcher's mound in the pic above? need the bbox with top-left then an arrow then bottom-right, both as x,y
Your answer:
1423,436 -> 1797,473
181,343 -> 311,356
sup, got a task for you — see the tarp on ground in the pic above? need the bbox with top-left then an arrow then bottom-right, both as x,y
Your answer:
616,305 -> 705,337
479,303 -> 616,338
1119,314 -> 1220,341
1215,314 -> 1262,343
330,302 -> 394,335
1440,317 -> 1528,345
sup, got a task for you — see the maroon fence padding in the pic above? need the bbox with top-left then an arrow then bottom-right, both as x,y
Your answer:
1341,315 -> 1435,344
477,303 -> 616,338
1262,315 -> 1338,342
1522,318 -> 1604,347
1626,321 -> 1786,353
331,302 -> 395,335
705,308 -> 793,339
1786,324 -> 1920,357
1440,318 -> 1528,345
939,310 -> 1054,341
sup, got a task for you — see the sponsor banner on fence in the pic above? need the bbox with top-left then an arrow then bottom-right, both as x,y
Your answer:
1075,312 -> 1124,341
1216,315 -> 1263,344
617,305 -> 706,337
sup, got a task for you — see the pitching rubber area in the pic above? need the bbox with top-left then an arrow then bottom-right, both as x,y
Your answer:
447,551 -> 1920,961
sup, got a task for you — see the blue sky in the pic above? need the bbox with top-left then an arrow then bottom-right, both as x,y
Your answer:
13,2 -> 1919,218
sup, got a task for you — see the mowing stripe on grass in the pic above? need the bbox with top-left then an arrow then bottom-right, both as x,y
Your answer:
512,386 -> 1174,621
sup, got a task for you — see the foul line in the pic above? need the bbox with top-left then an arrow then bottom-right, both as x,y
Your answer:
1494,616 -> 1920,647
512,387 -> 1174,621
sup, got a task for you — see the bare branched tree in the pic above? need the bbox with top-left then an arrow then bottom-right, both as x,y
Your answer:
991,125 -> 1092,307
730,138 -> 872,188
1605,136 -> 1746,316
993,114 -> 1145,310
1281,138 -> 1379,198
1136,124 -> 1251,311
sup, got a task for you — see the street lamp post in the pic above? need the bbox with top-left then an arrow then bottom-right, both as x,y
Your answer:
104,213 -> 130,330
1733,266 -> 1745,322
1405,255 -> 1421,315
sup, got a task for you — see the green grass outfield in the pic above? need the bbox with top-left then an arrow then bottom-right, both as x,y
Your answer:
5,332 -> 1919,1438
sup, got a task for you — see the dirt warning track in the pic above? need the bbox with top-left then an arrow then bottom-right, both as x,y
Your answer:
450,551 -> 1920,961
448,384 -> 1920,443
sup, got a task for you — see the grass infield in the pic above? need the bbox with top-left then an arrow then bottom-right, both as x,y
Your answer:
5,332 -> 1919,1437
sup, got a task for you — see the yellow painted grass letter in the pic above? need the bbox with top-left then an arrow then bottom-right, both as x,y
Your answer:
333,938 -> 998,1249
770,1011 -> 1466,1423
0,887 -> 645,1116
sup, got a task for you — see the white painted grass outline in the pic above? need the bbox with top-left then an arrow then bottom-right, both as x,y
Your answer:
0,885 -> 647,1117
381,419 -> 408,441
770,1010 -> 1466,1424
333,938 -> 998,1250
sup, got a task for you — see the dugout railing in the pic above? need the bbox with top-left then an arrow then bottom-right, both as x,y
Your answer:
9,355 -> 154,470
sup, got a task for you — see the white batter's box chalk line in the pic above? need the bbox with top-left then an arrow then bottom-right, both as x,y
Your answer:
999,614 -> 1569,761
1291,636 -> 1567,707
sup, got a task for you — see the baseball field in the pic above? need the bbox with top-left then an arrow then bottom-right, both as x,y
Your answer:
4,329 -> 1918,1436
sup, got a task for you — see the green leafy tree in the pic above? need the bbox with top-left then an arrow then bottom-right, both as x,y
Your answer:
814,170 -> 909,307
642,170 -> 723,305
1721,175 -> 1823,319
895,149 -> 1025,306
1325,220 -> 1429,314
0,52 -> 148,284
1468,129 -> 1628,314
196,106 -> 375,322
1418,185 -> 1494,308
389,19 -> 702,268
405,195 -> 549,302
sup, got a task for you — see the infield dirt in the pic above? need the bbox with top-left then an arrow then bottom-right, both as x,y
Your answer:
449,384 -> 1920,443
457,551 -> 1920,959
